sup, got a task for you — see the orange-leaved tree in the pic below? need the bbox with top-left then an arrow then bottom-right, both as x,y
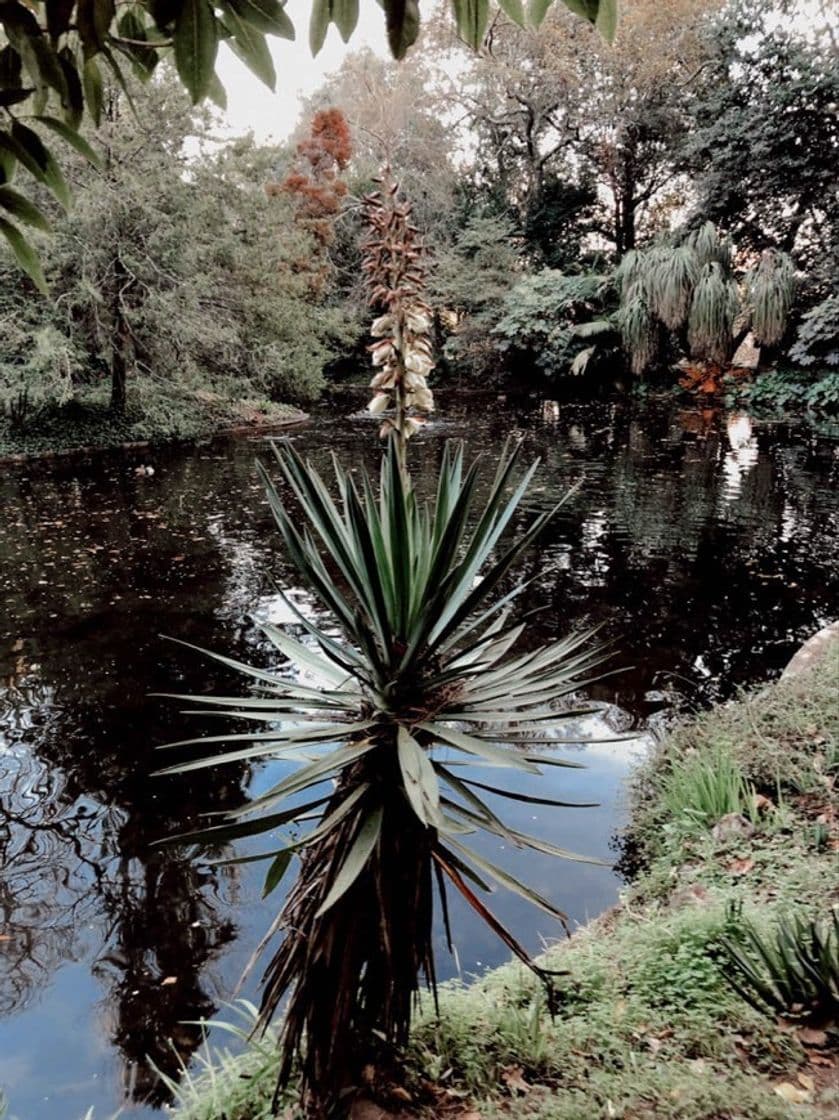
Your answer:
266,109 -> 352,295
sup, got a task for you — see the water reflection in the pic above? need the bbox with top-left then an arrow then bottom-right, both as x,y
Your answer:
0,395 -> 836,1117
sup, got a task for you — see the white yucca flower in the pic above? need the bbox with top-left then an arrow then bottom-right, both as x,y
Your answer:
405,309 -> 431,333
405,351 -> 433,376
369,393 -> 391,415
411,387 -> 435,411
372,343 -> 395,367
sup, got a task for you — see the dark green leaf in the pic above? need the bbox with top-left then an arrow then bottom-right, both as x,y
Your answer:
0,87 -> 32,107
0,43 -> 22,90
0,215 -> 47,293
117,8 -> 160,79
497,0 -> 526,26
10,121 -> 70,208
82,56 -> 104,126
0,185 -> 51,231
315,806 -> 383,917
309,0 -> 330,54
263,849 -> 293,896
384,0 -> 419,60
332,0 -> 359,41
452,0 -> 489,49
150,0 -> 181,31
35,115 -> 104,169
57,49 -> 84,127
206,70 -> 228,109
77,0 -> 117,54
528,0 -> 553,26
226,17 -> 274,90
47,0 -> 76,41
397,727 -> 441,827
174,0 -> 220,102
227,0 -> 295,38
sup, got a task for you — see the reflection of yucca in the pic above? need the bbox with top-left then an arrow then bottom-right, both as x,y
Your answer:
159,438 -> 612,1117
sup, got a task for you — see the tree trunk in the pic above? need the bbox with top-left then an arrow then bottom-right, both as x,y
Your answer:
110,255 -> 131,414
260,751 -> 436,1119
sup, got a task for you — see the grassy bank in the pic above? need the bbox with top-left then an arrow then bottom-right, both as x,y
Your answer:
169,646 -> 838,1120
0,380 -> 305,460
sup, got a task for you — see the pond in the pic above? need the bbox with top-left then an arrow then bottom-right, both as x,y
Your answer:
1,393 -> 837,1119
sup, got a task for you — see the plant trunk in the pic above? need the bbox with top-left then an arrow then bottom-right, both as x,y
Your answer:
260,752 -> 436,1118
110,255 -> 131,415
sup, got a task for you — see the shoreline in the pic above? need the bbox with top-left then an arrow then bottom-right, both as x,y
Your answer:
0,409 -> 310,468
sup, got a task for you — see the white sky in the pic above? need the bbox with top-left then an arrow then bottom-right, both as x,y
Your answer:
213,0 -> 830,144
215,1 -> 389,143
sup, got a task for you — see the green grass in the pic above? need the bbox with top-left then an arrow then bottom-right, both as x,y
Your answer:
166,645 -> 839,1119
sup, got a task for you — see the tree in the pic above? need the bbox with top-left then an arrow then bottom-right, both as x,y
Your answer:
0,70 -> 349,417
443,1 -> 722,261
267,107 -> 351,295
614,222 -> 796,381
0,1 -> 618,288
429,211 -> 521,379
682,0 -> 839,291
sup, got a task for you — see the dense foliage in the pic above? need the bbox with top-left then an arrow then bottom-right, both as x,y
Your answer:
0,0 -> 617,286
0,73 -> 352,433
2,0 -> 837,440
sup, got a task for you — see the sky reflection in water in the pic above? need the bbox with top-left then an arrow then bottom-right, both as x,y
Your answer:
0,394 -> 837,1118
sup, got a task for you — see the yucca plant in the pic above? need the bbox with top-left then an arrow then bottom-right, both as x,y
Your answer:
155,168 -> 617,1118
157,436 -> 613,1117
720,905 -> 839,1025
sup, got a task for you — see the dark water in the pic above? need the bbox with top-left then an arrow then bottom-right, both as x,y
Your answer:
0,394 -> 837,1119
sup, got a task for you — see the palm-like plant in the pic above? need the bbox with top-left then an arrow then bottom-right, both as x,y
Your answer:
157,437 -> 612,1116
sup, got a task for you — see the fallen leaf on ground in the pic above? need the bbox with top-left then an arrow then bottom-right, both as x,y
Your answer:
774,1081 -> 811,1104
808,1053 -> 835,1068
501,1066 -> 530,1095
160,976 -> 178,986
796,1072 -> 815,1091
727,857 -> 755,875
797,1027 -> 828,1048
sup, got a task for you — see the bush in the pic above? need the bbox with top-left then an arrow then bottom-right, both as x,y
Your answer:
493,269 -> 617,380
789,294 -> 839,369
728,368 -> 839,414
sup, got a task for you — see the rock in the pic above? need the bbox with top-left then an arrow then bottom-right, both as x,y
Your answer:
731,332 -> 761,370
782,621 -> 839,680
711,813 -> 756,842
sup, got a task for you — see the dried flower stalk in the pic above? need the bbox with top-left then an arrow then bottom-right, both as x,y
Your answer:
361,167 -> 435,479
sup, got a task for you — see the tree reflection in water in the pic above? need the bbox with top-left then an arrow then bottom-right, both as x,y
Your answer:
0,648 -> 248,1104
0,395 -> 837,1115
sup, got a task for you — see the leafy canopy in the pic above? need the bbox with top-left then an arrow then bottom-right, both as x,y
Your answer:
0,0 -> 618,289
